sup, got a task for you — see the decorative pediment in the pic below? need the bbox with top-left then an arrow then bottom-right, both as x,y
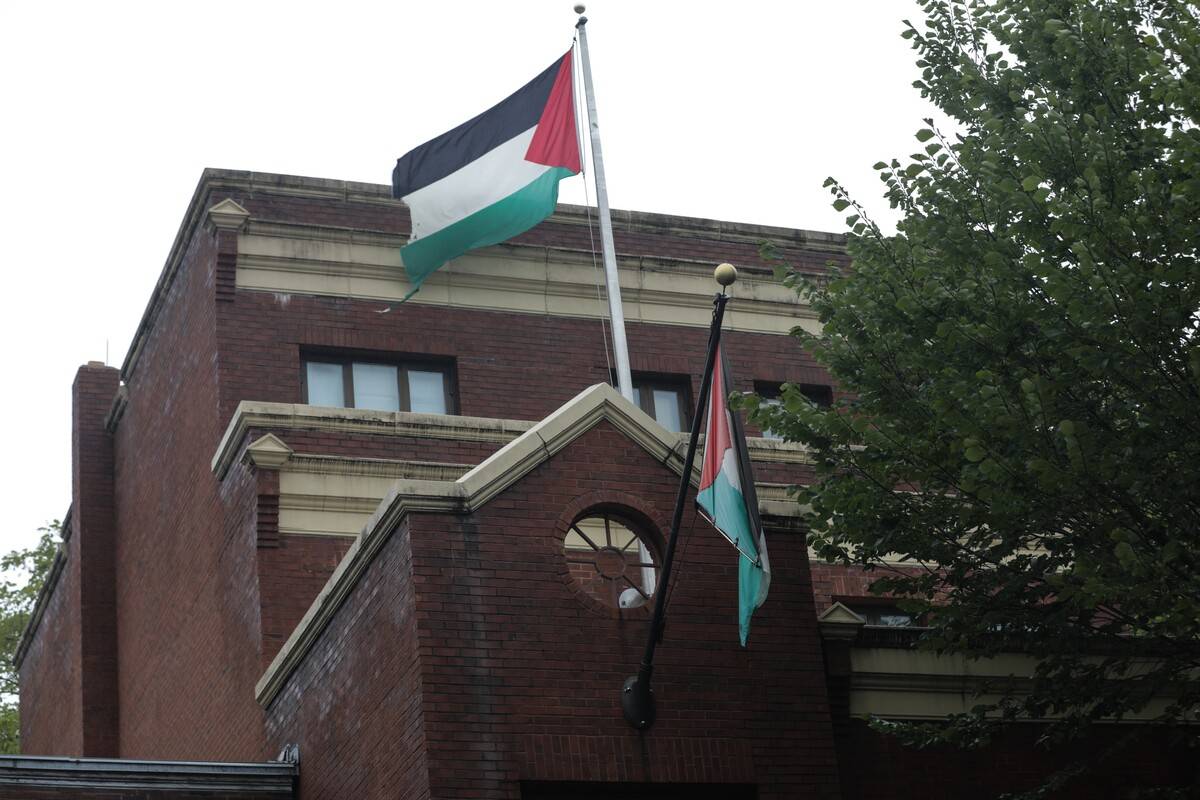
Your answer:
817,602 -> 866,642
207,198 -> 250,232
244,433 -> 293,470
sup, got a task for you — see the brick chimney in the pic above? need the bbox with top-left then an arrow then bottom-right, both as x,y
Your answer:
71,361 -> 120,756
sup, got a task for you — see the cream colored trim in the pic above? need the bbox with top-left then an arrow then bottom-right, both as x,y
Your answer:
119,168 -> 845,384
818,601 -> 867,642
235,223 -> 821,336
212,401 -> 813,481
846,648 -> 1177,721
277,459 -> 471,537
283,454 -> 470,481
206,198 -> 250,232
746,438 -> 816,465
245,433 -> 293,469
211,402 -> 534,479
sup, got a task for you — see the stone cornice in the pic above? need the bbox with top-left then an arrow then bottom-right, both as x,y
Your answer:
211,402 -> 535,479
213,402 -> 812,481
119,168 -> 845,383
283,454 -> 471,481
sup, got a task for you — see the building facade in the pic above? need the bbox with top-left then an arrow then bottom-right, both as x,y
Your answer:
12,170 -> 1190,799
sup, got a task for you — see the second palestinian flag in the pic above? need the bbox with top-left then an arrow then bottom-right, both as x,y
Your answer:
696,346 -> 772,646
392,51 -> 582,295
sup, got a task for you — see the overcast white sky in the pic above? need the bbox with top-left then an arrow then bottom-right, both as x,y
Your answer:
0,1 -> 938,555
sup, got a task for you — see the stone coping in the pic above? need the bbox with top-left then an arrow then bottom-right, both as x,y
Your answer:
213,401 -> 813,480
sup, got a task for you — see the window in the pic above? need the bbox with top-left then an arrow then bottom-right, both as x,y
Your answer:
756,381 -> 833,440
303,356 -> 456,414
629,375 -> 691,432
838,597 -> 918,627
563,508 -> 660,610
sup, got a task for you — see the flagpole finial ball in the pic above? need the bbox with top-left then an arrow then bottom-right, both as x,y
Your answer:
714,263 -> 738,286
574,4 -> 586,13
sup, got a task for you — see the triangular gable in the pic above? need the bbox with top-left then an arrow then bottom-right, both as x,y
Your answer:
257,383 -> 693,706
456,382 -> 693,510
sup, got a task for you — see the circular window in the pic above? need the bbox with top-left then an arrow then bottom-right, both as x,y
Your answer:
563,509 -> 660,610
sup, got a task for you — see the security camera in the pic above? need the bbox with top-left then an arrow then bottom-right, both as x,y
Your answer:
619,588 -> 647,609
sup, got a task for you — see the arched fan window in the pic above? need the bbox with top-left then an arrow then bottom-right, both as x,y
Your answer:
563,508 -> 660,610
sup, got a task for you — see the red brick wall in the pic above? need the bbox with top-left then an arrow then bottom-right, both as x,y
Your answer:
107,224 -> 268,761
19,541 -> 83,755
214,288 -> 833,435
23,181 -> 839,765
255,531 -> 352,669
265,420 -> 843,799
263,516 -> 430,800
19,364 -> 121,756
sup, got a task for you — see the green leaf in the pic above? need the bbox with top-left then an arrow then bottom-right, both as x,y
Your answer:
833,198 -> 850,211
766,0 -> 1200,765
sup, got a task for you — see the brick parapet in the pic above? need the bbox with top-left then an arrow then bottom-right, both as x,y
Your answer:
264,421 -> 842,799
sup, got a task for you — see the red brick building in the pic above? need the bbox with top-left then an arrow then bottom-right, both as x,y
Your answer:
12,170 -> 1191,799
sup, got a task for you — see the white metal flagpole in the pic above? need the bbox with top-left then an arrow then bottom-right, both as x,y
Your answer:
574,7 -> 656,603
575,7 -> 635,404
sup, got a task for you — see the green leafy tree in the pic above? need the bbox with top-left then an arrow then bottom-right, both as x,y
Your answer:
0,522 -> 61,753
752,0 -> 1200,789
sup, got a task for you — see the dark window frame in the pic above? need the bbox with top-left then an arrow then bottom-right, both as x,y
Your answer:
833,594 -> 922,627
628,373 -> 692,432
755,380 -> 833,409
301,350 -> 458,414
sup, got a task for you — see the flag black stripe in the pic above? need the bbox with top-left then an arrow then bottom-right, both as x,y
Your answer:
392,56 -> 563,199
722,351 -> 764,545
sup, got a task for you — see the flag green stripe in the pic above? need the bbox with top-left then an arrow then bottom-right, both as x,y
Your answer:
697,470 -> 764,645
400,166 -> 572,290
697,470 -> 759,560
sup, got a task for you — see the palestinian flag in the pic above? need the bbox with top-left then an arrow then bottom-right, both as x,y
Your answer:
392,51 -> 581,296
696,346 -> 771,645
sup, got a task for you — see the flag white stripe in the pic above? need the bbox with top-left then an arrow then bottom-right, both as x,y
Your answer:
402,127 -> 551,240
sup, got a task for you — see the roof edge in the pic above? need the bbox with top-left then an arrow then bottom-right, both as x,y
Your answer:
120,168 -> 844,383
13,505 -> 72,670
0,755 -> 295,794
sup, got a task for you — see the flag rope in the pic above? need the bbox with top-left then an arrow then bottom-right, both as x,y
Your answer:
573,38 -> 614,387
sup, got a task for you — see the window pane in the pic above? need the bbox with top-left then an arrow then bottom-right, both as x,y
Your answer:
352,363 -> 400,411
802,384 -> 833,407
306,362 -> 345,407
762,397 -> 783,440
652,388 -> 683,432
407,370 -> 447,414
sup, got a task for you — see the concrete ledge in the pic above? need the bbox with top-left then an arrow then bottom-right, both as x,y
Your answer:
0,755 -> 295,795
213,400 -> 813,481
846,647 -> 1178,721
211,402 -> 534,479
